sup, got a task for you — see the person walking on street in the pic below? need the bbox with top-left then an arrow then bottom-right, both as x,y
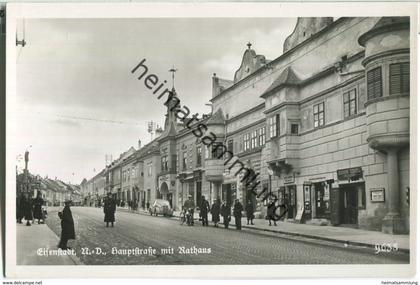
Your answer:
33,191 -> 45,224
23,194 -> 33,226
267,199 -> 278,226
58,199 -> 75,250
200,196 -> 210,226
245,200 -> 254,225
233,199 -> 243,230
220,200 -> 231,229
210,199 -> 221,227
146,201 -> 150,210
104,192 -> 116,227
183,195 -> 195,226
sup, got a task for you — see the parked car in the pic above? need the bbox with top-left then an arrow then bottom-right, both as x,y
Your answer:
149,199 -> 174,217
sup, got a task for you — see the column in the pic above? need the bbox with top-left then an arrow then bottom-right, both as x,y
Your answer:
382,148 -> 406,234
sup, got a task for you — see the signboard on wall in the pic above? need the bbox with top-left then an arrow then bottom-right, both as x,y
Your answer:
370,188 -> 385,202
337,167 -> 363,181
284,174 -> 295,184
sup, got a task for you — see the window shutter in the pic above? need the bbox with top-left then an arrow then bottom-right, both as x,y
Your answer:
276,114 -> 280,136
367,67 -> 382,100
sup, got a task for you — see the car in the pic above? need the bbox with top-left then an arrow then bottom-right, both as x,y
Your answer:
149,199 -> 174,217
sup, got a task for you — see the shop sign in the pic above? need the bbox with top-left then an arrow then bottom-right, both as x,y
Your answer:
284,174 -> 295,184
337,167 -> 363,181
370,188 -> 385,202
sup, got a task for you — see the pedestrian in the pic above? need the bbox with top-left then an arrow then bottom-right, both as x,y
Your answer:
220,200 -> 231,229
104,192 -> 116,227
233,199 -> 243,230
16,193 -> 25,224
23,193 -> 33,226
146,201 -> 150,210
267,199 -> 278,226
33,191 -> 45,224
58,199 -> 75,250
183,195 -> 195,226
210,199 -> 221,227
200,195 -> 210,226
245,200 -> 254,225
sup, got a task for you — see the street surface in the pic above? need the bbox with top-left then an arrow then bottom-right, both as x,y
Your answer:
45,207 -> 409,265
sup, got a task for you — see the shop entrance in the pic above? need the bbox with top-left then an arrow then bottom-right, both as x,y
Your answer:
339,183 -> 363,225
314,182 -> 329,218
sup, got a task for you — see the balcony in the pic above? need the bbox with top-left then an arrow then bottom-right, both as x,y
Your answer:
204,158 -> 224,182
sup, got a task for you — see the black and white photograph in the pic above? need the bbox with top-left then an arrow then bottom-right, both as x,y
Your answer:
4,2 -> 417,279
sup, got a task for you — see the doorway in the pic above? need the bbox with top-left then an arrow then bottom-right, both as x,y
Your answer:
222,184 -> 232,207
196,181 -> 202,205
339,183 -> 362,225
314,182 -> 329,218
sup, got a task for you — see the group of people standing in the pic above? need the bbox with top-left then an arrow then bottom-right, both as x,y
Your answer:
188,195 -> 256,230
16,191 -> 46,226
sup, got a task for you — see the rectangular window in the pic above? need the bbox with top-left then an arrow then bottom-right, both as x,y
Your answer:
367,67 -> 382,100
258,127 -> 266,146
227,139 -> 234,154
243,133 -> 250,151
196,145 -> 202,166
212,143 -> 224,159
148,164 -> 152,176
161,156 -> 168,172
269,115 -> 279,138
314,102 -> 325,128
182,152 -> 187,170
251,130 -> 258,149
343,89 -> 357,118
390,62 -> 409,95
291,124 -> 299,135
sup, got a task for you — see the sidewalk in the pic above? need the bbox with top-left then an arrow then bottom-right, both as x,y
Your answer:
17,222 -> 82,265
118,207 -> 409,253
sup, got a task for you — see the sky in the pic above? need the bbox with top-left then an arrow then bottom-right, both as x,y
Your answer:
15,17 -> 296,184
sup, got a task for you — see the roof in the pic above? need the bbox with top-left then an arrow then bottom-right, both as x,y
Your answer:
358,17 -> 409,46
261,66 -> 301,98
206,108 -> 225,125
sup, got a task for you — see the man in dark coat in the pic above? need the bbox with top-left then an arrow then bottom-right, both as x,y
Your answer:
23,194 -> 33,226
16,194 -> 25,223
210,199 -> 220,227
220,201 -> 231,229
199,195 -> 210,226
33,191 -> 45,224
183,195 -> 195,226
233,199 -> 243,230
245,200 -> 254,225
58,200 -> 75,250
104,192 -> 116,227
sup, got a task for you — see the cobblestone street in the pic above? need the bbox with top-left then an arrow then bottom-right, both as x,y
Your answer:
45,207 -> 409,265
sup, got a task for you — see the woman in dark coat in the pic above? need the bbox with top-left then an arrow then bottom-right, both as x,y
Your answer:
104,193 -> 116,227
33,192 -> 45,224
58,200 -> 75,250
23,194 -> 33,226
267,200 -> 277,226
233,199 -> 243,230
210,199 -> 220,227
220,201 -> 231,229
245,200 -> 254,225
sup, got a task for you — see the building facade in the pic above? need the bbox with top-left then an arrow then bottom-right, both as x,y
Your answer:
83,17 -> 410,234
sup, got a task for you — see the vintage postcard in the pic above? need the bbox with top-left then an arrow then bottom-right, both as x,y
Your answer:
4,2 -> 418,279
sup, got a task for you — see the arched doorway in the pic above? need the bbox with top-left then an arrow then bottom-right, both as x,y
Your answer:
160,182 -> 172,208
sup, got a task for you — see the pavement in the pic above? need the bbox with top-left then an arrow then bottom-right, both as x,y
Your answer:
117,206 -> 410,253
44,206 -> 409,265
17,220 -> 82,265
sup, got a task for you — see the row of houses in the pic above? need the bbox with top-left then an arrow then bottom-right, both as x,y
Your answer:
16,171 -> 82,206
81,17 -> 410,234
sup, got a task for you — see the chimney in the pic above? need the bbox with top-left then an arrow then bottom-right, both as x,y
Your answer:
138,139 -> 142,149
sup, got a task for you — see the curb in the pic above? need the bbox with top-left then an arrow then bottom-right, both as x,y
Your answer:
117,207 -> 410,254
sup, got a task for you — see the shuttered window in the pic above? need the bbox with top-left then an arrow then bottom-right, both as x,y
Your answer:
390,62 -> 409,95
367,67 -> 382,100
